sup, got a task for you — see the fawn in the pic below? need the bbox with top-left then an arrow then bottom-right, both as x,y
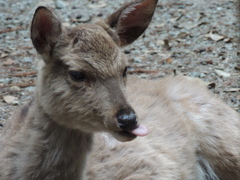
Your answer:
0,0 -> 239,179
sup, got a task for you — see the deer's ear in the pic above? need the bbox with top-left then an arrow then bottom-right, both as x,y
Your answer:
106,0 -> 158,47
31,6 -> 62,55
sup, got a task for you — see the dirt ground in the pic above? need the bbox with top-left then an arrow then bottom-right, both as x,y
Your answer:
0,0 -> 239,132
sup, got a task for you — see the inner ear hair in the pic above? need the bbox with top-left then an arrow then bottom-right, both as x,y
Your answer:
30,6 -> 62,56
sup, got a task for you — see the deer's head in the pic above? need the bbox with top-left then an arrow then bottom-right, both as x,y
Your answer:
31,0 -> 158,141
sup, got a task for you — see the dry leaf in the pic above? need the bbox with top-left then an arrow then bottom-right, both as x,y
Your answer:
214,69 -> 231,77
3,95 -> 17,104
166,58 -> 173,64
163,39 -> 171,50
207,32 -> 225,41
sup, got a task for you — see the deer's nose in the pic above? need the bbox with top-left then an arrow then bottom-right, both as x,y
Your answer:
116,108 -> 138,131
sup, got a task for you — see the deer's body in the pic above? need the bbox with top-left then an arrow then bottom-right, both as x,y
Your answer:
87,76 -> 240,180
0,0 -> 239,179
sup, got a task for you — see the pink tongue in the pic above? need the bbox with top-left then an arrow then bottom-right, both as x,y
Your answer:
129,125 -> 148,136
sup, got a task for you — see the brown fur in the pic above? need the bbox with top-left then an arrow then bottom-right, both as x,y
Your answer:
0,0 -> 239,179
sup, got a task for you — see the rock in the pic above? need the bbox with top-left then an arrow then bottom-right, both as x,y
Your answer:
55,0 -> 67,9
200,73 -> 206,78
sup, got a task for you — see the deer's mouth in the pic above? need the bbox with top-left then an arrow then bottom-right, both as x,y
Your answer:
111,131 -> 137,142
111,125 -> 148,142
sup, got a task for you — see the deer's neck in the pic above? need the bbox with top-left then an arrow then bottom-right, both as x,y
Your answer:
19,103 -> 93,180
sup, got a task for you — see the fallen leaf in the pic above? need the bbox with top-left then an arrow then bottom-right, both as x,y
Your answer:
214,69 -> 231,78
3,95 -> 17,104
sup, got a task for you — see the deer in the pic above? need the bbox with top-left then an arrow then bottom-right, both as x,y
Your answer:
0,0 -> 239,179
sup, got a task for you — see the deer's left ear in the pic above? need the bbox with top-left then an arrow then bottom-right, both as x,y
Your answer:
106,0 -> 158,47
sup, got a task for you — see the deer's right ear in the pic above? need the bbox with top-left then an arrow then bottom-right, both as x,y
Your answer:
31,6 -> 62,56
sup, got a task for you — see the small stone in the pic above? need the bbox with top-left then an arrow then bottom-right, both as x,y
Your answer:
88,1 -> 107,9
10,86 -> 21,92
77,15 -> 91,23
12,101 -> 20,106
124,49 -> 131,54
234,66 -> 240,71
3,58 -> 14,66
214,69 -> 231,78
0,78 -> 11,84
189,72 -> 201,77
133,57 -> 141,63
97,12 -> 103,17
22,57 -> 32,63
55,0 -> 66,9
200,73 -> 206,78
76,14 -> 82,19
26,86 -> 35,92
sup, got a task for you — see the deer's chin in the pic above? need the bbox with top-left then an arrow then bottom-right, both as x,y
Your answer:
110,131 -> 137,142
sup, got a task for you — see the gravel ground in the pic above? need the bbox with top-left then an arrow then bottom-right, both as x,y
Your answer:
0,0 -> 239,132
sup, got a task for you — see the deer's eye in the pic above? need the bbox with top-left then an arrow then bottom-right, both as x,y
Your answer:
69,71 -> 86,81
123,66 -> 130,77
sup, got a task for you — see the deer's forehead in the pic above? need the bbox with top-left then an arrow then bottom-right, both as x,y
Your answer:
62,50 -> 127,77
69,25 -> 117,53
61,25 -> 127,76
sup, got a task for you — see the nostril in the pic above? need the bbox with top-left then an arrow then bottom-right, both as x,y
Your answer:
116,108 -> 137,131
